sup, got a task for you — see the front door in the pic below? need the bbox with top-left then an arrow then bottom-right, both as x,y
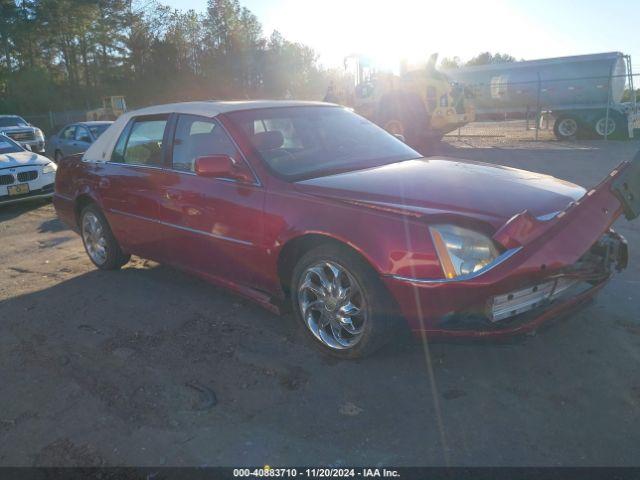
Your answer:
155,114 -> 268,292
71,125 -> 93,155
58,125 -> 77,157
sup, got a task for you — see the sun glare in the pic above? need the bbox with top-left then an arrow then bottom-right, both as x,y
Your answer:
263,0 -> 571,69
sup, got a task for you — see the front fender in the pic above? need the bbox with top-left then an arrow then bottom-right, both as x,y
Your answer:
265,189 -> 443,280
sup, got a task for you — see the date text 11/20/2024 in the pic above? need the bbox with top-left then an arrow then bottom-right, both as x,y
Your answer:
233,468 -> 401,477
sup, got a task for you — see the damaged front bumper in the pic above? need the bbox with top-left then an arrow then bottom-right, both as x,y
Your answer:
384,151 -> 639,339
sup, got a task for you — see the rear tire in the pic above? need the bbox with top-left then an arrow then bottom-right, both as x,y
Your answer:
291,243 -> 400,359
80,204 -> 130,270
593,112 -> 626,139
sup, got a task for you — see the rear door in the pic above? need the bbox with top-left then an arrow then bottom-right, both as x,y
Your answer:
98,114 -> 171,260
155,114 -> 268,291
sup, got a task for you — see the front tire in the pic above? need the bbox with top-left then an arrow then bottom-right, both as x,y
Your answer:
80,204 -> 130,270
553,115 -> 580,140
377,93 -> 429,149
291,244 -> 399,358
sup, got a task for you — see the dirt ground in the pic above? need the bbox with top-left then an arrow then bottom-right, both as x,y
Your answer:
1,130 -> 640,467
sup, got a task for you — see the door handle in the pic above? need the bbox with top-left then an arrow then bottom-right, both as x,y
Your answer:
98,178 -> 111,189
165,190 -> 182,201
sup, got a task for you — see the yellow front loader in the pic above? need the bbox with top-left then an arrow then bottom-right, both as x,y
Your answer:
86,96 -> 127,121
332,54 -> 474,148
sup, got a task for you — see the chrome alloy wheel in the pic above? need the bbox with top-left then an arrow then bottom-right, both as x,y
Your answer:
297,261 -> 367,350
558,117 -> 578,137
82,211 -> 107,265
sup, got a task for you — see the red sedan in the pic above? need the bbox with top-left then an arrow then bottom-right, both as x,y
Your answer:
53,101 -> 639,357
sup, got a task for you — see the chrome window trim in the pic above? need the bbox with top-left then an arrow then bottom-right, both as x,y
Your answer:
104,161 -> 167,171
103,160 -> 261,187
94,113 -> 263,188
108,208 -> 254,246
390,247 -> 523,284
218,118 -> 263,187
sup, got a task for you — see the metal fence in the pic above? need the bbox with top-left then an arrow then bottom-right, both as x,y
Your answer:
21,110 -> 89,135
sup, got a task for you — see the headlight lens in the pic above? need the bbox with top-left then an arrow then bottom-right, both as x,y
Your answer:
42,162 -> 57,174
35,128 -> 45,140
429,224 -> 500,279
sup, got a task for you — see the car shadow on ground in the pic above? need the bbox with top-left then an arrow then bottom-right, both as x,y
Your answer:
38,217 -> 69,233
0,199 -> 51,223
2,257 -> 640,466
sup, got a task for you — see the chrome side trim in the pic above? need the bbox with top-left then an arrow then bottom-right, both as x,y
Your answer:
108,208 -> 253,246
389,247 -> 523,284
53,192 -> 73,201
100,161 -> 261,188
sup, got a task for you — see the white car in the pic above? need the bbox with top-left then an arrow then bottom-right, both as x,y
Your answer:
0,134 -> 57,206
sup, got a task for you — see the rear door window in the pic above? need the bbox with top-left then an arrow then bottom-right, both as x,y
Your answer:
112,116 -> 168,166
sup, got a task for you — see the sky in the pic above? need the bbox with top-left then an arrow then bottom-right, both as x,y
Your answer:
163,0 -> 640,71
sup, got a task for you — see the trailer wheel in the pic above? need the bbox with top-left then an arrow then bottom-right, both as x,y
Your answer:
593,112 -> 626,139
553,115 -> 579,140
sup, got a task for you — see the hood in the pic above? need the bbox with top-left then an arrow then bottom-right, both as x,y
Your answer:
0,125 -> 35,133
296,158 -> 586,227
0,151 -> 50,169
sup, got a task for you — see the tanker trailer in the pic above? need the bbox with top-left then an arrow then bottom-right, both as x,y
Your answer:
444,52 -> 637,140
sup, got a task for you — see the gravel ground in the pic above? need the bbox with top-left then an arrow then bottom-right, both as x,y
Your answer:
1,133 -> 640,467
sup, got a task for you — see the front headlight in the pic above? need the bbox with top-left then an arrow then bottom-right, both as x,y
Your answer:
35,128 -> 45,140
42,162 -> 57,174
429,224 -> 500,279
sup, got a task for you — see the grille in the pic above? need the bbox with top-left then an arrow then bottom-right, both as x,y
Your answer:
7,131 -> 35,141
17,170 -> 38,182
0,174 -> 14,185
489,278 -> 577,322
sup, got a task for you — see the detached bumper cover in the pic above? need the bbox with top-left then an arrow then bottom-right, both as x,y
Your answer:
385,152 -> 639,338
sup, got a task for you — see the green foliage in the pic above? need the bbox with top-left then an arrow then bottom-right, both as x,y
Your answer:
465,52 -> 517,66
439,56 -> 462,70
622,88 -> 640,103
0,0 -> 329,115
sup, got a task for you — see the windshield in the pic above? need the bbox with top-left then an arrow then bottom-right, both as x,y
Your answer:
0,135 -> 25,154
0,116 -> 29,128
88,123 -> 111,138
225,106 -> 420,180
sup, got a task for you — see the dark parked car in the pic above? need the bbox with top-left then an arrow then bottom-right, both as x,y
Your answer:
53,101 -> 638,358
46,121 -> 112,162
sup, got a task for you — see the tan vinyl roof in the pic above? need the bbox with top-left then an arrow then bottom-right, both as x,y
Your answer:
84,100 -> 339,163
126,100 -> 336,118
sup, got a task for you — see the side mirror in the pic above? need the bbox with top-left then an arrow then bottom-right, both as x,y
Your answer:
23,144 -> 32,151
393,133 -> 406,143
194,155 -> 249,181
